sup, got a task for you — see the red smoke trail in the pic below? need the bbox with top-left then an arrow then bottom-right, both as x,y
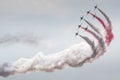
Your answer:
84,19 -> 101,36
105,30 -> 114,46
97,8 -> 114,45
97,8 -> 112,30
81,26 -> 99,40
90,12 -> 108,32
89,12 -> 114,45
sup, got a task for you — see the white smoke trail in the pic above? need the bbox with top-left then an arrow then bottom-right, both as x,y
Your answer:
0,42 -> 93,77
0,34 -> 42,46
0,34 -> 56,48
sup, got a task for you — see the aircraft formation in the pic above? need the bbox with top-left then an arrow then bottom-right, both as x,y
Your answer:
0,4 -> 114,77
75,5 -> 98,36
76,5 -> 114,46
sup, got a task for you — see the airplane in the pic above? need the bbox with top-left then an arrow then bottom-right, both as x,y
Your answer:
87,10 -> 90,15
93,14 -> 96,18
75,32 -> 79,36
94,5 -> 98,10
80,16 -> 84,21
84,26 -> 88,30
78,24 -> 88,31
91,13 -> 96,18
85,27 -> 88,30
78,24 -> 82,28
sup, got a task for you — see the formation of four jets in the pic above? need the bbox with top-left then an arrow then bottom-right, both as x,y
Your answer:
76,5 -> 98,36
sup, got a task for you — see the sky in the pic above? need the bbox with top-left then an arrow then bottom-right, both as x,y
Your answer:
0,0 -> 120,80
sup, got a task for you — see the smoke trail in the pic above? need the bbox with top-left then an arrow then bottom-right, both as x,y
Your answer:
80,26 -> 105,60
0,34 -> 56,48
97,8 -> 112,30
80,26 -> 100,40
97,8 -> 114,45
90,13 -> 114,46
79,34 -> 95,51
84,19 -> 101,35
78,34 -> 103,62
0,42 -> 93,77
90,12 -> 108,31
0,8 -> 114,77
0,34 -> 41,46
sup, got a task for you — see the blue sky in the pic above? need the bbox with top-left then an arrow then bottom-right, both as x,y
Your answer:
0,0 -> 120,80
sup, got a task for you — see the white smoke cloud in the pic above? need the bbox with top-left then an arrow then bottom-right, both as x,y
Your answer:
0,42 -> 93,77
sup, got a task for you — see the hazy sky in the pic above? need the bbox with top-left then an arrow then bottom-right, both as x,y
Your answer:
0,0 -> 120,80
